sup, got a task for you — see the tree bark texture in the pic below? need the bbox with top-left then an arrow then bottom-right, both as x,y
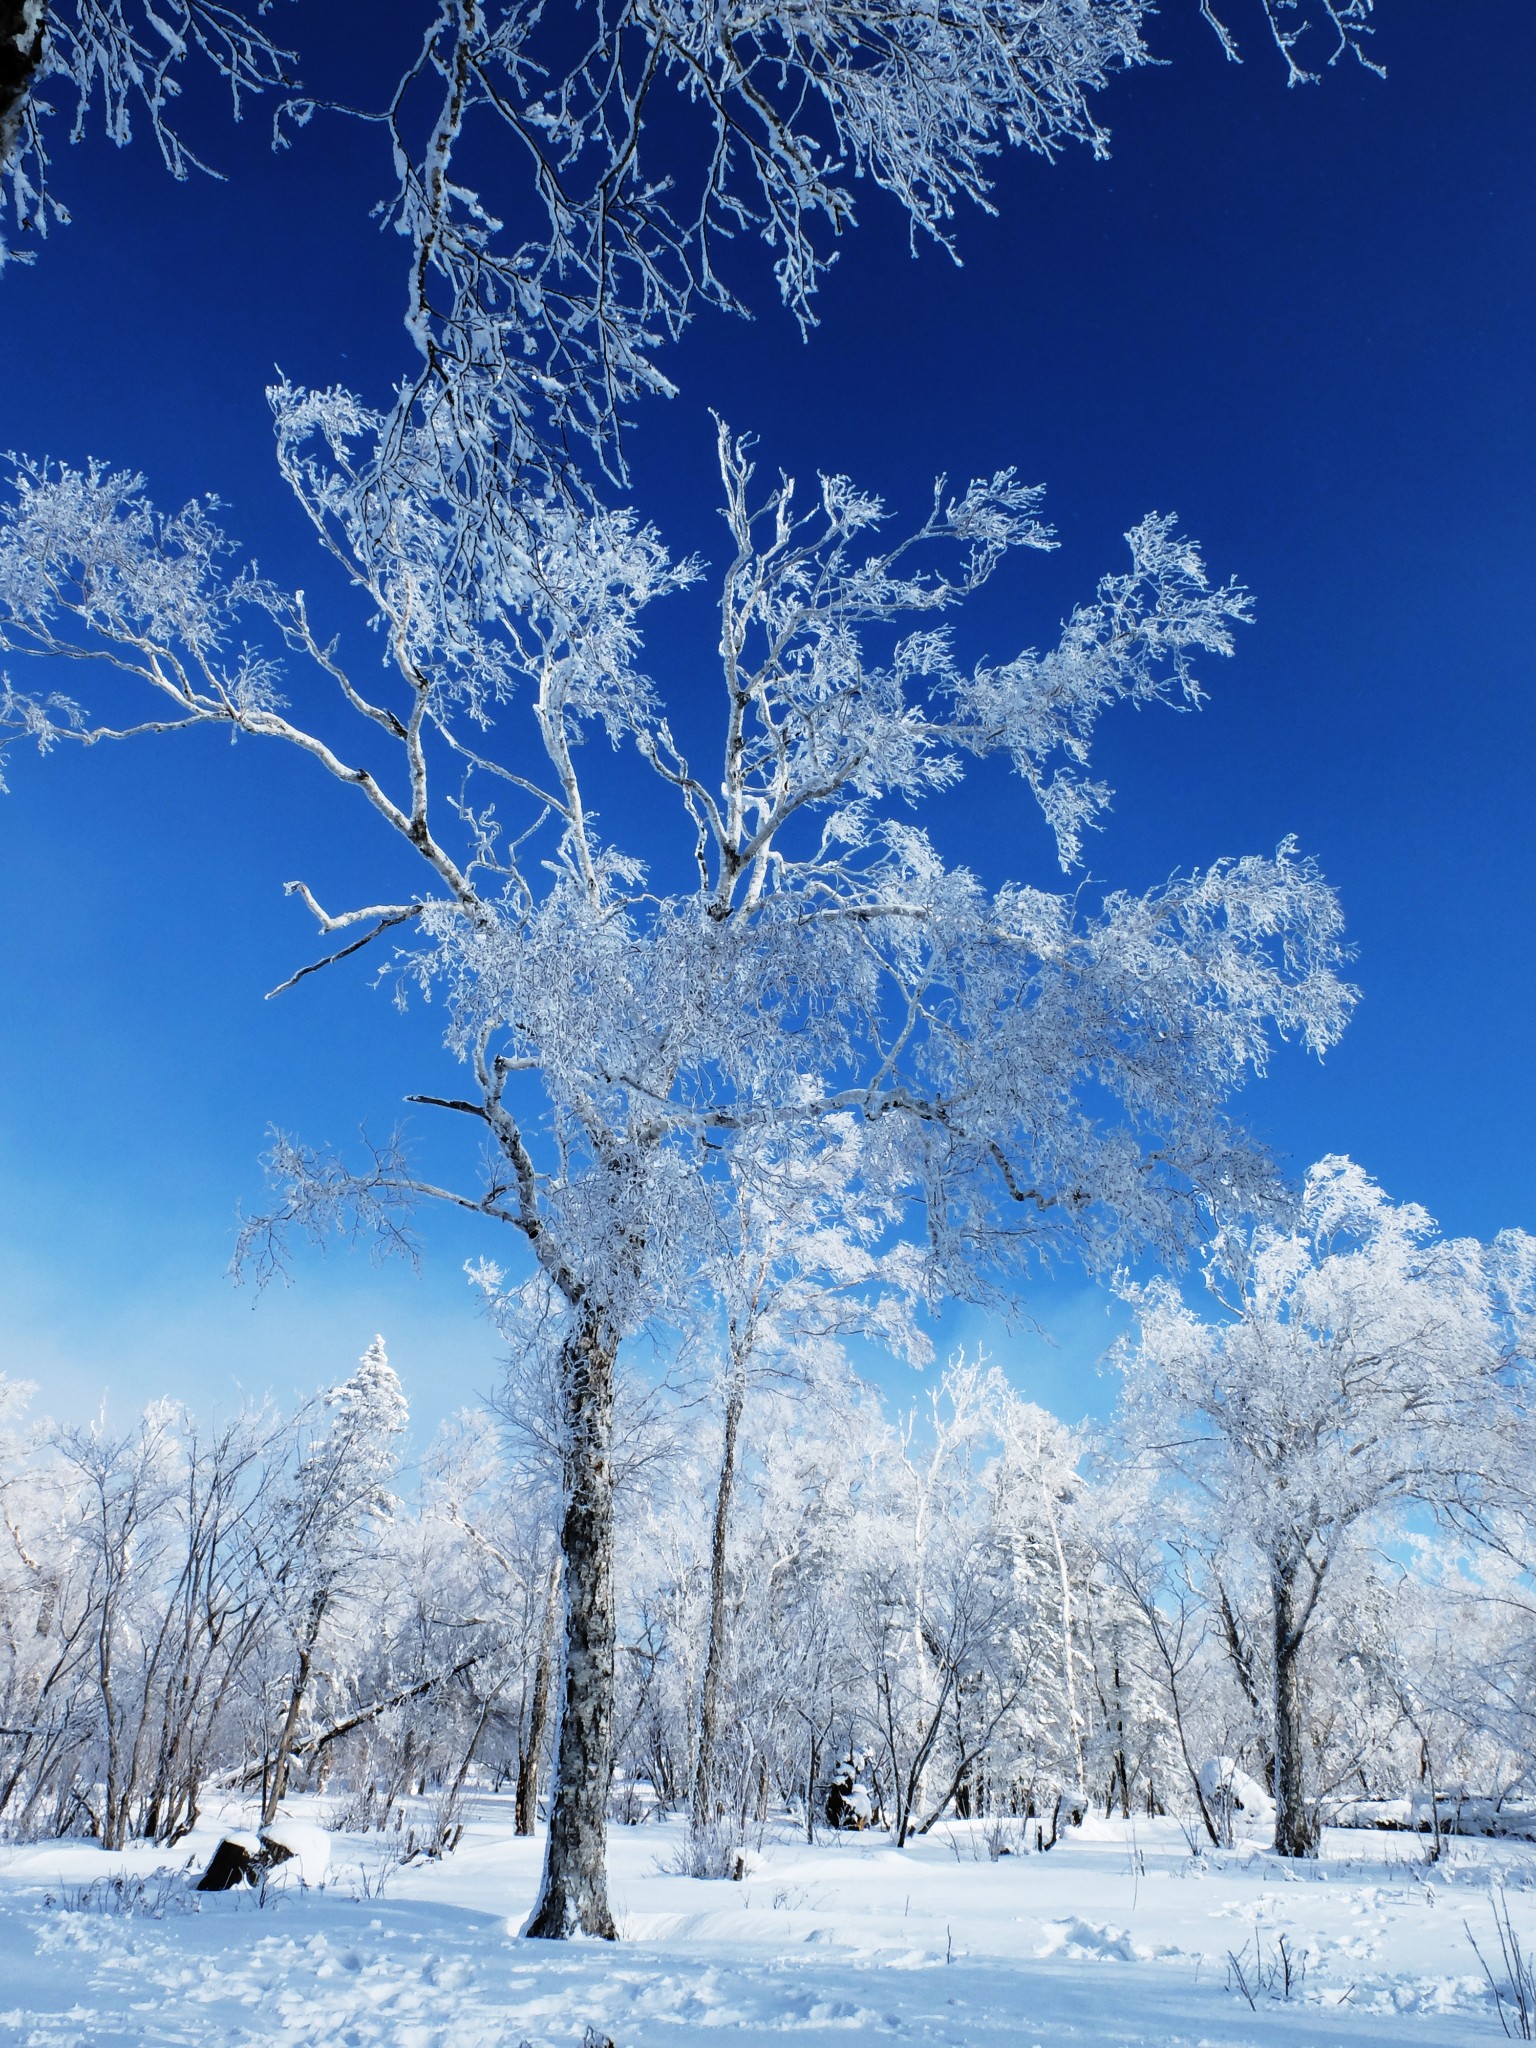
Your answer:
516,1559 -> 561,1836
691,1367 -> 745,1834
1271,1563 -> 1320,1859
524,1315 -> 619,1939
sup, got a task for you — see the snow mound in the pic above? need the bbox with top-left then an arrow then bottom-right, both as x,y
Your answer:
1036,1916 -> 1142,1962
1351,1970 -> 1490,2017
1199,1756 -> 1276,1833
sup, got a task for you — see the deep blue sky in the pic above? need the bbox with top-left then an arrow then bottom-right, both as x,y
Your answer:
0,1 -> 1531,1434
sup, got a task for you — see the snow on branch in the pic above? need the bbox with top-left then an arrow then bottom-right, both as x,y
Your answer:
0,0 -> 295,266
1201,0 -> 1383,87
0,418 -> 1356,1328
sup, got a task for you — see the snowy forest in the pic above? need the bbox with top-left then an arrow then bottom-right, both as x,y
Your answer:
4,1158 -> 1536,1878
1,2 -> 1534,2042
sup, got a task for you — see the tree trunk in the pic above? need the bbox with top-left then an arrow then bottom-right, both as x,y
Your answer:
435,1693 -> 496,1854
263,1591 -> 328,1829
98,1630 -> 126,1852
516,1559 -> 561,1836
1038,1433 -> 1085,1798
524,1314 -> 619,1940
1110,1659 -> 1132,1819
691,1365 -> 745,1835
1271,1563 -> 1320,1859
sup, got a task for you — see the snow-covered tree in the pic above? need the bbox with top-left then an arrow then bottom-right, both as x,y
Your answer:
421,1408 -> 563,1838
852,1360 -> 998,1845
0,0 -> 1388,1939
53,1402 -> 183,1850
682,1118 -> 925,1848
1083,1456 -> 1244,1841
0,415 -> 1353,1924
122,1404 -> 288,1844
10,1320 -> 1536,1874
258,1336 -> 408,1827
0,1374 -> 95,1836
1114,1156 -> 1535,1858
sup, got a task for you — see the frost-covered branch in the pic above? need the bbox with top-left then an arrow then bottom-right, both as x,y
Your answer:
299,0 -> 1151,505
0,0 -> 294,266
0,422 -> 1355,1326
1202,0 -> 1383,86
247,0 -> 1384,640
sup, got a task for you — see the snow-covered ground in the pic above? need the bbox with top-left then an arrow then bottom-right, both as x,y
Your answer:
2,1800 -> 1531,2045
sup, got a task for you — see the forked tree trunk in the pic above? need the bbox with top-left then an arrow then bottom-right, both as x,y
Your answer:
524,1314 -> 619,1939
1271,1562 -> 1320,1859
516,1559 -> 561,1836
691,1364 -> 745,1835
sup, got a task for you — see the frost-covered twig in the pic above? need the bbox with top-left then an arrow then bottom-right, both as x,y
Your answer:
1,0 -> 294,265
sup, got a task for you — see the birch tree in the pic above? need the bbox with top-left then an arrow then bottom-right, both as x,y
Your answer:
1114,1156 -> 1535,1858
685,1118 -> 923,1850
0,0 -> 1392,1938
0,399 -> 1353,1923
257,1337 -> 408,1828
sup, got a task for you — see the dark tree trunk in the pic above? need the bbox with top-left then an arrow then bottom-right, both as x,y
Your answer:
0,1 -> 46,169
516,1560 -> 560,1836
1110,1659 -> 1132,1819
691,1365 -> 745,1834
263,1592 -> 328,1829
524,1314 -> 618,1940
1271,1562 -> 1320,1859
97,1586 -> 131,1852
1215,1575 -> 1263,1719
435,1694 -> 496,1854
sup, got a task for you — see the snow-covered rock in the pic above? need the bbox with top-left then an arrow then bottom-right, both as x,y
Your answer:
194,1832 -> 268,1891
259,1820 -> 331,1887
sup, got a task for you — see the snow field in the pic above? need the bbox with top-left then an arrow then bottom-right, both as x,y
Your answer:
0,1802 -> 1527,2046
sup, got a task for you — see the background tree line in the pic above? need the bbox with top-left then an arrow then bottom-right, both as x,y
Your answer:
5,1159 -> 1531,1872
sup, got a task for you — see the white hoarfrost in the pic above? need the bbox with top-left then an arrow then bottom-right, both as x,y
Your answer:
0,0 -> 1402,1949
1117,1160 -> 1536,1859
0,0 -> 292,266
0,405 -> 1356,1930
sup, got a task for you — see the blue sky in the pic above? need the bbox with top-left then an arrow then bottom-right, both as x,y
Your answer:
0,1 -> 1531,1436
